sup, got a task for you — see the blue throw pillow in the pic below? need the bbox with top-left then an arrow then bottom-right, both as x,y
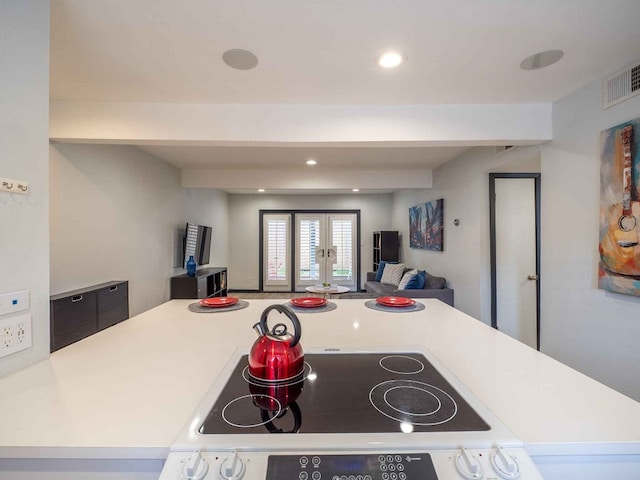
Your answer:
405,270 -> 426,289
374,261 -> 388,282
374,261 -> 397,282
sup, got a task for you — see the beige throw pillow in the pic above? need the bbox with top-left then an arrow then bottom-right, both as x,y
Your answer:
398,269 -> 418,290
380,263 -> 406,286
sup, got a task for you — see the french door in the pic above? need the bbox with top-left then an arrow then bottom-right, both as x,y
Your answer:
295,213 -> 357,291
261,211 -> 359,292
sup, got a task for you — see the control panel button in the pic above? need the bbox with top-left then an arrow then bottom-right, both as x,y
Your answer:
364,476 -> 372,480
386,456 -> 394,463
380,464 -> 387,471
312,456 -> 322,467
299,472 -> 309,480
382,473 -> 389,480
312,471 -> 322,480
395,455 -> 402,463
378,456 -> 385,463
399,474 -> 406,480
397,464 -> 404,471
348,476 -> 355,480
390,474 -> 398,480
388,464 -> 396,471
300,457 -> 309,467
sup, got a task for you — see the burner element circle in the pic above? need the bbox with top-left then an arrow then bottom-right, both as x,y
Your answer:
242,362 -> 313,387
379,355 -> 425,375
221,394 -> 282,428
369,380 -> 458,426
383,386 -> 442,416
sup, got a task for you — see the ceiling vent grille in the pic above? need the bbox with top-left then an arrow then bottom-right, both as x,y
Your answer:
602,61 -> 640,109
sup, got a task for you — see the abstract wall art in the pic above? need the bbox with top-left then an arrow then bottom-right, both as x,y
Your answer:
409,199 -> 444,251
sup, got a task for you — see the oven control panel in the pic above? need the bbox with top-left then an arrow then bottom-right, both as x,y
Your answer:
159,448 -> 543,480
267,453 -> 437,480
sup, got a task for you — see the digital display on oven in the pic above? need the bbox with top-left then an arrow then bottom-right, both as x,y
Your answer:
266,453 -> 439,480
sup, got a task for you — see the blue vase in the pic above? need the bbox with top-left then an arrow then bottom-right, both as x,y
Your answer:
186,255 -> 197,277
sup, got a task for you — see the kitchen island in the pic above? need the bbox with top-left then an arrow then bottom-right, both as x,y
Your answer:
0,299 -> 639,479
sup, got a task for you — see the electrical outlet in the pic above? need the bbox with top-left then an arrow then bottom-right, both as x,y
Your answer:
15,322 -> 25,344
0,313 -> 31,357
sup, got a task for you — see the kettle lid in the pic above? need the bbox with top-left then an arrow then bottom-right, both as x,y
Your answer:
267,322 -> 292,341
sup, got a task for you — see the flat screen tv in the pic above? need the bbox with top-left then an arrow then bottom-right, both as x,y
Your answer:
183,222 -> 212,269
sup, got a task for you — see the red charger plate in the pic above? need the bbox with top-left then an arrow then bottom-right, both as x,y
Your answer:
199,297 -> 239,308
376,296 -> 416,308
290,297 -> 327,308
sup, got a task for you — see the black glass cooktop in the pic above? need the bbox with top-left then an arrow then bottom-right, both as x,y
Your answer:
199,353 -> 490,434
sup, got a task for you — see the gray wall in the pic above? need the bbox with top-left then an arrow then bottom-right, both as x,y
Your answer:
540,75 -> 640,401
227,194 -> 394,290
392,146 -> 541,321
50,143 -> 229,316
0,1 -> 50,378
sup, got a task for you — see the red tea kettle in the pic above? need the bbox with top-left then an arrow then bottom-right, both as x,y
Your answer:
248,304 -> 304,382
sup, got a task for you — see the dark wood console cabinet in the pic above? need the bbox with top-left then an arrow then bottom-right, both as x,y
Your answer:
50,281 -> 129,352
170,267 -> 227,299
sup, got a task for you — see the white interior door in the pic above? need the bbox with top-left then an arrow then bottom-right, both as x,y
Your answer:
495,178 -> 538,349
295,213 -> 357,291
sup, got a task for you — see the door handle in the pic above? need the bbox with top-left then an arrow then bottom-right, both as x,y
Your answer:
527,274 -> 539,281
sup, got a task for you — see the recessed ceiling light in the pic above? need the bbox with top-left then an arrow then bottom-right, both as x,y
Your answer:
520,49 -> 564,70
377,51 -> 406,69
258,188 -> 265,192
305,159 -> 317,166
352,188 -> 360,192
222,49 -> 259,70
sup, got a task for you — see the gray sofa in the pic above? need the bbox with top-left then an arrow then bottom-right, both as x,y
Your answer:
362,271 -> 454,306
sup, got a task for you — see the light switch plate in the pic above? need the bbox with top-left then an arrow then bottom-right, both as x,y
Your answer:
0,290 -> 29,316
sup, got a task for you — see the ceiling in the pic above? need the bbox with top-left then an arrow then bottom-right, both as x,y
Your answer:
49,0 -> 640,192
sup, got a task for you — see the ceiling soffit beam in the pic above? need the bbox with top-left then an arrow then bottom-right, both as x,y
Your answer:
181,168 -> 433,190
50,102 -> 552,146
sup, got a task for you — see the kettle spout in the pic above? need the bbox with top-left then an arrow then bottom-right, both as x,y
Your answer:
253,322 -> 266,336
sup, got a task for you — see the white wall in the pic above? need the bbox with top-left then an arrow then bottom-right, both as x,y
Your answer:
182,188 -> 230,270
50,143 -> 229,316
0,1 -> 50,378
541,74 -> 640,401
227,194 -> 394,290
392,146 -> 541,321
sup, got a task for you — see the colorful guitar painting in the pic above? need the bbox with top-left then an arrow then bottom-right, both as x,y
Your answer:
599,123 -> 640,283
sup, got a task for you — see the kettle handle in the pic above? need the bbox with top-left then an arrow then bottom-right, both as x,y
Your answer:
259,304 -> 302,348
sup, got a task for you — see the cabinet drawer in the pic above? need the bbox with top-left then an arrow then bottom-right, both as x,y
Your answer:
97,282 -> 129,330
51,292 -> 98,351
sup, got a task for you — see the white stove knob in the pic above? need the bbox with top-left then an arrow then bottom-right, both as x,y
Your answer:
490,448 -> 520,479
182,452 -> 209,480
219,451 -> 245,480
455,448 -> 484,479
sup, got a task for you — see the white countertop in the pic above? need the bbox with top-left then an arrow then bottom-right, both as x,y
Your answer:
0,299 -> 639,459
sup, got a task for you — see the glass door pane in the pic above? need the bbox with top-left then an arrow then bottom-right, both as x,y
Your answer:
295,215 -> 323,288
263,214 -> 291,291
328,214 -> 357,290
